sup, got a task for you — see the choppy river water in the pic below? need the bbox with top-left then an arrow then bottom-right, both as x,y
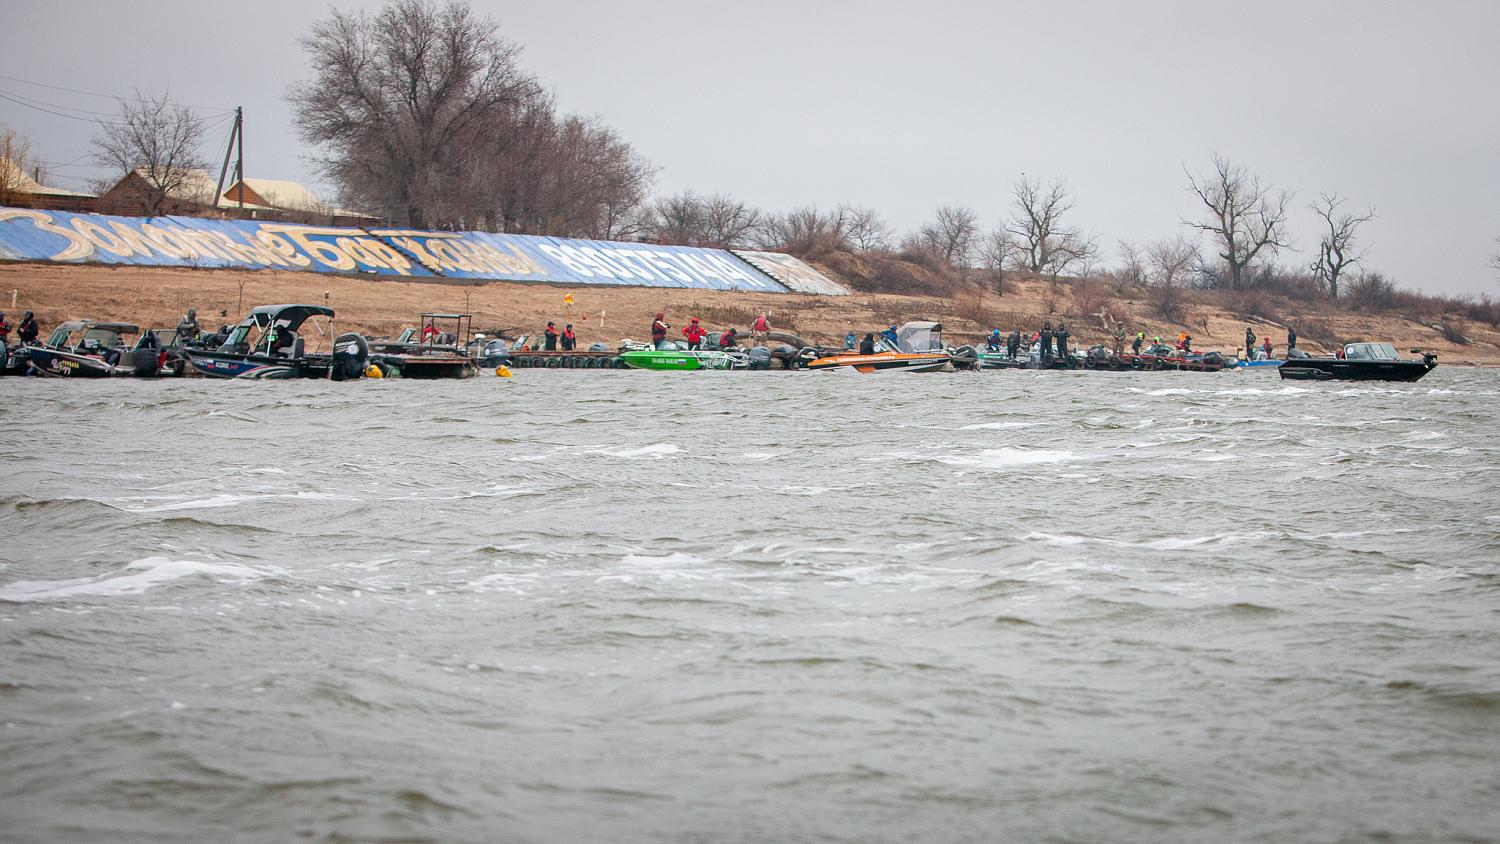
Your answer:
2,368 -> 1498,842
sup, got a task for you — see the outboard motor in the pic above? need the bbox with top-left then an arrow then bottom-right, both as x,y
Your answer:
949,345 -> 979,369
772,343 -> 799,370
331,332 -> 370,381
129,347 -> 161,377
747,346 -> 773,370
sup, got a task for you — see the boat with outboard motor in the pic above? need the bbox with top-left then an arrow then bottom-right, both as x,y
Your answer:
1278,342 -> 1437,382
24,320 -> 177,378
183,304 -> 369,380
619,341 -> 750,371
803,321 -> 953,373
367,313 -> 477,378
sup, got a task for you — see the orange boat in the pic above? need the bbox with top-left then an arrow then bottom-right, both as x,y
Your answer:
803,322 -> 952,373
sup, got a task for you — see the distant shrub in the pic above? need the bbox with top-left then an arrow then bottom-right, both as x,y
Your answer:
1344,271 -> 1397,312
1149,283 -> 1186,322
1439,320 -> 1468,345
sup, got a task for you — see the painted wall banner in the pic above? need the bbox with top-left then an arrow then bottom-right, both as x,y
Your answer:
731,250 -> 850,296
0,207 -> 795,294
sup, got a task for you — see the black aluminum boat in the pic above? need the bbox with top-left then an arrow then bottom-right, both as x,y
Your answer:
1278,343 -> 1437,382
183,305 -> 368,380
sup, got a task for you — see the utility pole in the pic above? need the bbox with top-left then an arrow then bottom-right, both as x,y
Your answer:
212,107 -> 244,212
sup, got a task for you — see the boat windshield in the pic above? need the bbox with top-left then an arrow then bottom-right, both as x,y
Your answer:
1344,343 -> 1401,360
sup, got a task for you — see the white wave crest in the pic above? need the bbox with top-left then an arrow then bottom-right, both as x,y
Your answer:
939,448 -> 1079,469
0,557 -> 271,603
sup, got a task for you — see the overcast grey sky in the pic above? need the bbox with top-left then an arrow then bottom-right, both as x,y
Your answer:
3,0 -> 1497,295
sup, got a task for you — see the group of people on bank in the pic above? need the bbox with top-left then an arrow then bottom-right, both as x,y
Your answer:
979,319 -> 1302,362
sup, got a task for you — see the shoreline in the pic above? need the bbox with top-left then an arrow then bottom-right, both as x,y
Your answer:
4,262 -> 1498,366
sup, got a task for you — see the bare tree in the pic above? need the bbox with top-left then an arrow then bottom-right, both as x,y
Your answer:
1145,234 -> 1199,321
642,191 -> 705,244
1183,153 -> 1293,290
760,205 -> 853,255
1004,176 -> 1095,282
915,204 -> 980,275
1,124 -> 49,205
979,228 -> 1016,295
699,193 -> 762,248
92,90 -> 207,216
291,0 -> 543,227
843,205 -> 891,252
1309,191 -> 1375,300
1112,240 -> 1147,292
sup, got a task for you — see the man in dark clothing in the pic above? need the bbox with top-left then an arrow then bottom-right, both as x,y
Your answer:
1244,326 -> 1257,360
18,312 -> 39,345
1055,322 -> 1069,360
543,322 -> 559,351
651,313 -> 669,349
1132,331 -> 1144,354
1287,325 -> 1297,350
1039,322 -> 1053,362
560,324 -> 576,351
859,333 -> 876,355
1007,329 -> 1021,359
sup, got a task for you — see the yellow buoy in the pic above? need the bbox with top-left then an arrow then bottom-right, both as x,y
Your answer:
496,365 -> 512,378
365,364 -> 384,379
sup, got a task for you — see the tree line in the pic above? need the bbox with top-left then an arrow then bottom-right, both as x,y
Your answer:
10,0 -> 1497,298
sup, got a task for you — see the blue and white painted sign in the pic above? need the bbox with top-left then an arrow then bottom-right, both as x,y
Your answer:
0,207 -> 794,293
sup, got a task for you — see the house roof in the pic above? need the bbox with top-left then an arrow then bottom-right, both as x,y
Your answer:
224,177 -> 376,219
0,157 -> 95,198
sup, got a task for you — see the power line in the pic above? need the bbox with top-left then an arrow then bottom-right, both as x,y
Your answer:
0,91 -> 130,125
0,72 -> 234,113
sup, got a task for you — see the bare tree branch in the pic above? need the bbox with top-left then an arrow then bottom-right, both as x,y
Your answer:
1003,175 -> 1095,282
92,90 -> 207,216
1181,153 -> 1293,290
1310,191 -> 1375,299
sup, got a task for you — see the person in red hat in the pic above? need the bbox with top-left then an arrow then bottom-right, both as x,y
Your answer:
651,312 -> 670,349
682,317 -> 707,350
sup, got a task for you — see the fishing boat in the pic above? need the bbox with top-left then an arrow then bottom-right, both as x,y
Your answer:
368,313 -> 477,379
1115,343 -> 1226,372
618,342 -> 749,371
24,320 -> 173,378
1279,342 -> 1437,382
183,304 -> 369,380
804,322 -> 953,374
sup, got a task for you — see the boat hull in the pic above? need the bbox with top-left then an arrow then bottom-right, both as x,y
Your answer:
1279,359 -> 1435,382
619,350 -> 744,371
805,352 -> 951,373
186,350 -> 327,379
26,348 -> 119,378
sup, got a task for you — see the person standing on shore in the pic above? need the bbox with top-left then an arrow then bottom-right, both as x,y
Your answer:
651,313 -> 669,349
1287,324 -> 1297,351
751,314 -> 770,346
543,321 -> 559,351
560,324 -> 577,351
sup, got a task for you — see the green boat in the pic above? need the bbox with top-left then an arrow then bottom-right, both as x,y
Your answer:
618,344 -> 749,371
